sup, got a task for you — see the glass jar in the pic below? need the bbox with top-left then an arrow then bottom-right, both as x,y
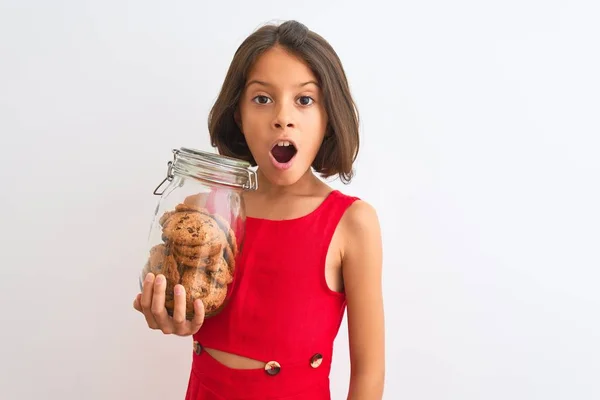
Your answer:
140,147 -> 258,319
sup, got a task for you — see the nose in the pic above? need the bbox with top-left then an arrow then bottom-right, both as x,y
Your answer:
272,102 -> 295,130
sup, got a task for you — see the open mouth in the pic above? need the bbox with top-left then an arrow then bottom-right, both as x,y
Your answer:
270,141 -> 297,165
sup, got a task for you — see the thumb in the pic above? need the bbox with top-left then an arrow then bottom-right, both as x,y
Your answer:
133,293 -> 142,312
191,299 -> 205,334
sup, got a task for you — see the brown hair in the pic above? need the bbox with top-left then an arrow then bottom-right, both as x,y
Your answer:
208,20 -> 360,183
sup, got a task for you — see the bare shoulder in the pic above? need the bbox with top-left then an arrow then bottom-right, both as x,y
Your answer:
340,199 -> 382,249
339,198 -> 382,280
343,198 -> 380,223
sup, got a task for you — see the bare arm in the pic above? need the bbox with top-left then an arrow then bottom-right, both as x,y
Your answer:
342,200 -> 385,399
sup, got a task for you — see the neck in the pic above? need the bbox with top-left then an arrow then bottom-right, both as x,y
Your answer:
255,168 -> 323,197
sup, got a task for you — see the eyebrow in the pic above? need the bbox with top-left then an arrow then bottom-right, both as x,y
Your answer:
245,80 -> 319,88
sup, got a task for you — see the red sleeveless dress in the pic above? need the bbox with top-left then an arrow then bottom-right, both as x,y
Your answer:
184,189 -> 359,399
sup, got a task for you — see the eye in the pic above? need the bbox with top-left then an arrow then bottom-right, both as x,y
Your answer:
297,96 -> 314,106
252,95 -> 272,105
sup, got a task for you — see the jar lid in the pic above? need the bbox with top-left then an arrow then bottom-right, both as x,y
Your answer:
153,147 -> 258,195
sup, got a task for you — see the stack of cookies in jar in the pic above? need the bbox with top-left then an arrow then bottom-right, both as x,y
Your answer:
142,194 -> 237,319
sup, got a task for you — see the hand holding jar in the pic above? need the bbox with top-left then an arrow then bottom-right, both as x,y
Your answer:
133,271 -> 206,336
133,148 -> 257,335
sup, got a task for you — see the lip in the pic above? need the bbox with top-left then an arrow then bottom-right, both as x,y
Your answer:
269,137 -> 298,171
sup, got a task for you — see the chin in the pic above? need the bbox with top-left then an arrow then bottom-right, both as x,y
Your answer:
260,166 -> 307,187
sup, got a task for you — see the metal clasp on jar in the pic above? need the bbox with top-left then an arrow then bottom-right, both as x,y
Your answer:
153,149 -> 180,195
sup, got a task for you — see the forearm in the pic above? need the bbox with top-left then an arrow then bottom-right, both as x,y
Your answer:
347,371 -> 385,400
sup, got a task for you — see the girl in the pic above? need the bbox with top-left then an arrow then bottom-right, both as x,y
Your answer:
134,20 -> 385,399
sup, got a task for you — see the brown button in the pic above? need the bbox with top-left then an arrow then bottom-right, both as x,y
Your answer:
264,361 -> 281,376
310,353 -> 323,368
193,341 -> 202,355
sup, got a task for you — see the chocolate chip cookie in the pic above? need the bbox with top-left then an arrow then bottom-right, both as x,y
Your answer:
210,213 -> 237,274
179,268 -> 227,317
203,284 -> 227,316
172,250 -> 221,271
173,239 -> 222,257
211,213 -> 238,257
161,211 -> 222,246
146,244 -> 180,295
209,257 -> 233,286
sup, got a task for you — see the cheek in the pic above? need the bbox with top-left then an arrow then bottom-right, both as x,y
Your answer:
240,105 -> 268,131
238,110 -> 269,156
310,105 -> 328,134
305,111 -> 328,145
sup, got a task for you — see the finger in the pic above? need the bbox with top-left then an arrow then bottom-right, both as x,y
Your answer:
151,274 -> 173,333
133,293 -> 142,312
190,299 -> 205,334
140,273 -> 155,311
140,273 -> 159,329
171,284 -> 187,334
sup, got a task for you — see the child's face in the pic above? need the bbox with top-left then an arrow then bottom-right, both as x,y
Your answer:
237,46 -> 328,187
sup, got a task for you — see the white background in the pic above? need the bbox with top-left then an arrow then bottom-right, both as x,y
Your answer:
1,1 -> 599,399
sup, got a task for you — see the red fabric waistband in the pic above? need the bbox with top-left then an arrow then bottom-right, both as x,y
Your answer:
189,345 -> 331,399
